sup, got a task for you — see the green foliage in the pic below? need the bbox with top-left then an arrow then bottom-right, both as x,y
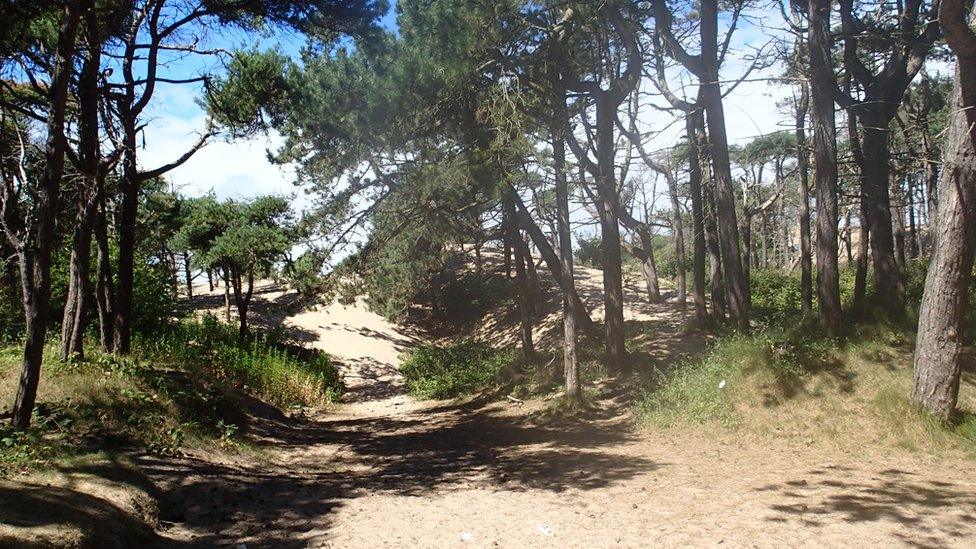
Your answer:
575,235 -> 603,268
749,269 -> 804,323
400,341 -> 516,399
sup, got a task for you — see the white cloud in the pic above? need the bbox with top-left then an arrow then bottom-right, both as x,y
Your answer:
139,108 -> 304,206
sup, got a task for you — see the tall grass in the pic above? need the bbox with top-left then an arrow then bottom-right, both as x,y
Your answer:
136,315 -> 343,408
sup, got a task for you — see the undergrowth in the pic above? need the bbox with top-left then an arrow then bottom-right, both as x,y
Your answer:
633,322 -> 976,456
400,341 -> 516,399
0,315 -> 343,476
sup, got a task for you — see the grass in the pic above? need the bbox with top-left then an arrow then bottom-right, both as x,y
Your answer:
633,321 -> 976,456
0,315 -> 343,477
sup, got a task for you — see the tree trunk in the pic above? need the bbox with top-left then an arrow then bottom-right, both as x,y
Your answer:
95,197 -> 115,354
633,230 -> 661,303
860,117 -> 905,315
700,0 -> 749,330
911,58 -> 976,421
511,191 -> 598,338
10,6 -> 80,430
551,115 -> 579,399
684,113 -> 710,325
847,108 -> 870,310
666,173 -> 687,309
809,0 -> 842,336
184,252 -> 194,300
113,127 -> 139,354
594,97 -> 628,374
59,201 -> 96,361
506,198 -> 535,361
222,265 -> 232,323
59,21 -> 101,361
702,170 -> 727,323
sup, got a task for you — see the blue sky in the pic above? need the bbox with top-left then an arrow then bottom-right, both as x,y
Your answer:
142,3 -> 793,206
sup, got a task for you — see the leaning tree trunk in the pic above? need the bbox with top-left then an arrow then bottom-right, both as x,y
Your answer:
10,6 -> 80,430
911,0 -> 976,421
809,0 -> 842,337
511,191 -> 598,338
911,60 -> 976,421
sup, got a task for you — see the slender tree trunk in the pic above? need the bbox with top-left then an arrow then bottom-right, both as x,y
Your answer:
59,201 -> 96,361
207,269 -> 214,292
700,0 -> 749,330
809,0 -> 842,336
666,174 -> 687,309
184,252 -> 193,300
703,170 -> 727,322
222,265 -> 231,323
551,116 -> 579,399
230,268 -> 251,343
892,181 -> 908,271
506,198 -> 535,360
685,112 -> 710,326
60,20 -> 102,361
113,128 -> 139,354
594,97 -> 628,373
95,197 -> 115,354
847,108 -> 870,310
911,57 -> 976,421
511,191 -> 597,337
10,6 -> 80,430
633,231 -> 661,303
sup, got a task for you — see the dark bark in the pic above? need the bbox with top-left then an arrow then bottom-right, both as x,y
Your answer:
911,43 -> 976,420
222,265 -> 231,323
510,190 -> 597,338
10,5 -> 81,430
505,196 -> 535,360
95,196 -> 115,353
836,0 -> 940,316
184,252 -> 193,299
60,15 -> 102,361
795,83 -> 813,318
847,108 -> 870,310
809,0 -> 842,336
551,112 -> 579,398
685,112 -> 710,326
697,0 -> 749,330
230,267 -> 255,343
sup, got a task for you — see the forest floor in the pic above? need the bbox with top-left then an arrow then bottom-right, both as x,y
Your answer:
138,272 -> 976,548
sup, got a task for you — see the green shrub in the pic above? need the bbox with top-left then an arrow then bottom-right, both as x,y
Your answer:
749,269 -> 803,323
400,341 -> 516,399
575,236 -> 603,269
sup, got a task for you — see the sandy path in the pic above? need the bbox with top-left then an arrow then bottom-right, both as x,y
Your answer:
191,282 -> 414,409
158,277 -> 976,548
